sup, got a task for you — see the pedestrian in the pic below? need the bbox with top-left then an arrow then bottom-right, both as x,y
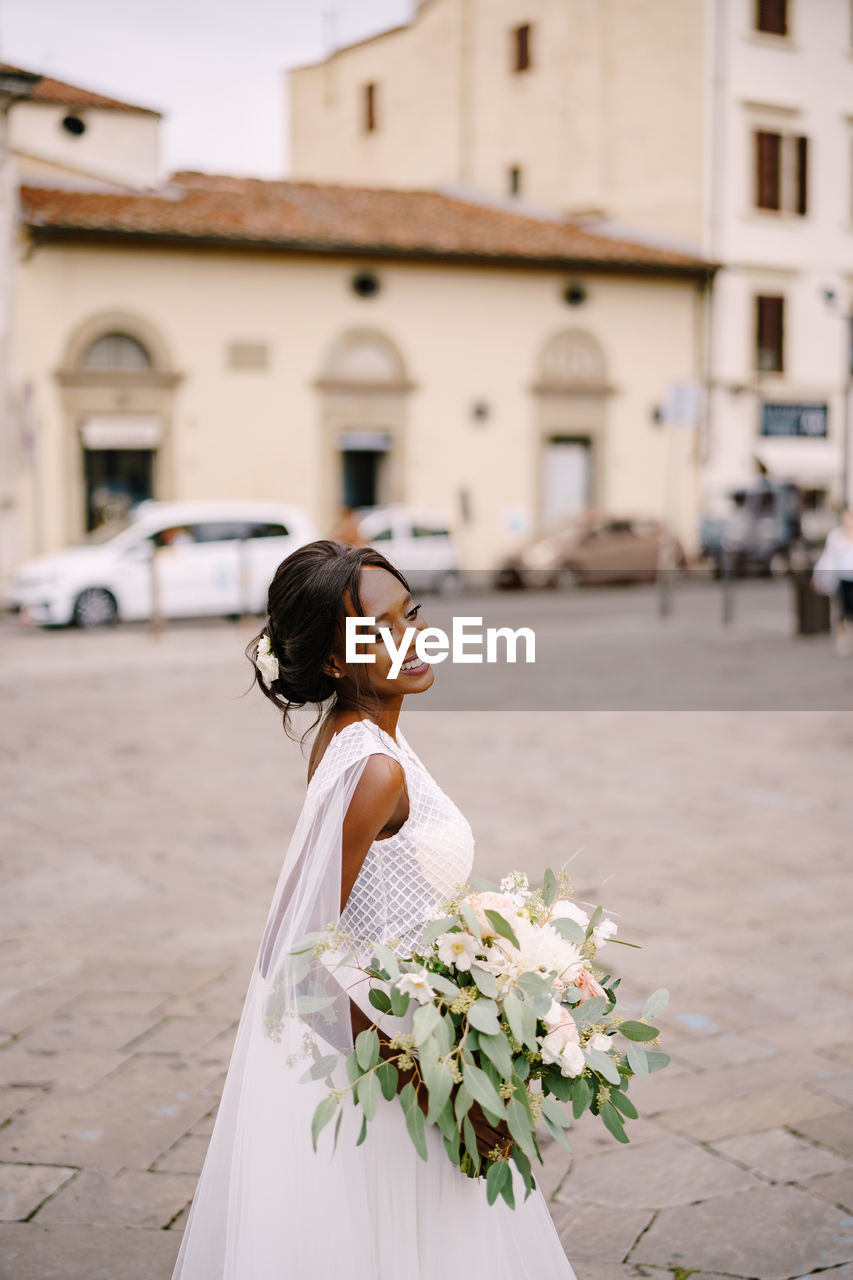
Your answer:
812,505 -> 853,656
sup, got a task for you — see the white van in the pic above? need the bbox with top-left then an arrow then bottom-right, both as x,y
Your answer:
6,500 -> 318,627
357,505 -> 461,594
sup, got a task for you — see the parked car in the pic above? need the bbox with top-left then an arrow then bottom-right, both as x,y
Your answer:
700,480 -> 802,577
357,505 -> 461,594
6,500 -> 318,627
494,515 -> 686,589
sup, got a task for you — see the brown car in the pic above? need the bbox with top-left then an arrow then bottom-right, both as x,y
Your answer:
495,515 -> 686,589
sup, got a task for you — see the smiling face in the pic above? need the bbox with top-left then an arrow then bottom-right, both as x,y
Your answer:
328,566 -> 435,702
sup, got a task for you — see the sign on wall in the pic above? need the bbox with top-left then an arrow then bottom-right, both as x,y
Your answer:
760,403 -> 828,438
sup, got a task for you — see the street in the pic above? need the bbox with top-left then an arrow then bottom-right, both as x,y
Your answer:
1,579 -> 852,1279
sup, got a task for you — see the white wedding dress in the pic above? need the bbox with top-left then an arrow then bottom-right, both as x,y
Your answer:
173,719 -> 576,1279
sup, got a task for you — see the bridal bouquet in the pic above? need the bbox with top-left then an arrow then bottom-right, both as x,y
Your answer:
289,870 -> 670,1209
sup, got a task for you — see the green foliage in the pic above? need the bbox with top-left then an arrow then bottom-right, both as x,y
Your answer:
389,984 -> 410,1017
484,909 -> 520,949
478,1030 -> 514,1079
585,905 -> 603,940
419,916 -> 462,949
486,1159 -> 515,1209
372,943 -> 400,980
302,1053 -> 338,1083
645,1050 -> 671,1073
542,868 -> 557,907
626,1041 -> 649,1082
552,917 -> 585,944
642,988 -> 669,1020
463,1063 -> 505,1124
368,987 -> 392,1014
399,1082 -> 428,1161
467,998 -> 501,1036
413,1002 -> 442,1046
571,1075 -> 591,1118
459,899 -> 484,941
600,1100 -> 629,1143
355,1114 -> 368,1146
470,965 -> 499,999
355,1028 -> 380,1072
310,1095 -> 338,1152
503,991 -> 537,1050
585,1047 -> 621,1085
358,1069 -> 380,1121
609,1088 -> 638,1120
376,1060 -> 398,1101
620,1020 -> 659,1042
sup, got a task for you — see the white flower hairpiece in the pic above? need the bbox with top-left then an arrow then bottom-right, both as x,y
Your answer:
256,634 -> 280,689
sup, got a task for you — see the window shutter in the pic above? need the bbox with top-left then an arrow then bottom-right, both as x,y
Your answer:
514,24 -> 531,72
364,83 -> 377,133
756,0 -> 788,35
755,131 -> 781,210
756,295 -> 784,372
795,135 -> 808,215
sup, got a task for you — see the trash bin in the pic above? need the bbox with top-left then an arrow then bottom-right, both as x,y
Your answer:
791,573 -> 832,636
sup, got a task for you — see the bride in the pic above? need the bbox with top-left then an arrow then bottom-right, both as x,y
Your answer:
172,540 -> 576,1279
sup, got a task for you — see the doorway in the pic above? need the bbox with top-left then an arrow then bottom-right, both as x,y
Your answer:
541,436 -> 593,525
84,448 -> 154,530
342,449 -> 384,509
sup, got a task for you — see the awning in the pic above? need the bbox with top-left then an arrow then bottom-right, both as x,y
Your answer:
80,414 -> 163,449
754,439 -> 841,485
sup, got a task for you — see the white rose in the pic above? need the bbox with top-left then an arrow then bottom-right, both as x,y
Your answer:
538,1006 -> 586,1078
255,636 -> 280,689
550,899 -> 590,930
587,1032 -> 613,1054
592,917 -> 618,948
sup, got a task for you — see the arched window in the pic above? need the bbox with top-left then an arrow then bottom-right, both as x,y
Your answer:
81,332 -> 152,370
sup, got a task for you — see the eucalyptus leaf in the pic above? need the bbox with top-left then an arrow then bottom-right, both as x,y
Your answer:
459,900 -> 483,942
506,1096 -> 537,1163
471,876 -> 500,892
444,1131 -> 462,1165
486,1159 -> 508,1206
404,1095 -> 428,1161
478,1030 -> 514,1079
333,1108 -> 343,1153
570,996 -> 608,1025
600,1101 -> 629,1143
571,1076 -> 591,1118
541,1095 -> 571,1129
376,1060 -> 399,1102
552,917 -> 585,945
355,1028 -> 381,1072
498,1170 -> 516,1211
462,1114 -> 481,1175
503,991 -> 538,1050
357,1067 -> 380,1122
301,1053 -> 338,1084
542,868 -> 557,907
585,1047 -> 621,1085
389,985 -> 410,1018
413,1002 -> 442,1046
609,1089 -> 639,1120
642,988 -> 670,1020
470,965 -> 499,999
543,1069 -> 572,1102
484,909 -> 520,950
293,994 -> 336,1015
626,1041 -> 649,1082
511,1144 -> 536,1197
373,944 -> 400,980
345,1050 -> 362,1086
467,999 -> 501,1036
585,905 -> 603,940
645,1050 -> 671,1073
620,1020 -> 659,1043
368,987 -> 392,1014
310,1095 -> 338,1152
424,971 -> 460,998
463,1062 -> 505,1121
425,1059 -> 454,1124
436,1096 -> 458,1142
355,1113 -> 368,1146
454,1081 -> 474,1122
516,972 -> 552,999
542,1114 -> 572,1152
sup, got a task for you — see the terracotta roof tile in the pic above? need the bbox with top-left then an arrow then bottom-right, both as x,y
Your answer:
20,174 -> 711,273
1,63 -> 160,115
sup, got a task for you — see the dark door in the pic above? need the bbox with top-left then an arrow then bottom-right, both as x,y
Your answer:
342,450 -> 382,508
84,449 -> 154,530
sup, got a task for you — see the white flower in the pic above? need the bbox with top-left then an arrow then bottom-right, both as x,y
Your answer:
538,1002 -> 586,1078
396,969 -> 436,1005
435,931 -> 479,972
592,917 -> 618,948
550,899 -> 589,930
255,635 -> 280,688
587,1032 -> 613,1054
500,871 -> 530,903
480,918 -> 584,994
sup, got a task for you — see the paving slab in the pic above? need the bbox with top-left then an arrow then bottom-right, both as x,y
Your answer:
0,1056 -> 221,1173
568,1264 -> 653,1280
34,1169 -> 197,1228
668,1031 -> 780,1072
816,1075 -> 853,1107
0,1047 -> 126,1091
821,1042 -> 853,1069
630,1183 -> 853,1278
17,1009 -> 163,1054
128,1016 -> 235,1055
153,1134 -> 210,1175
0,1222 -> 183,1280
800,1169 -> 853,1214
557,1135 -> 760,1209
660,1086 -> 843,1143
791,1110 -> 853,1160
0,1165 -> 76,1223
711,1126 -> 849,1182
553,1198 -> 654,1263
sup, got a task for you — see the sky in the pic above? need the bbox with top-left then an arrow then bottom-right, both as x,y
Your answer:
0,0 -> 411,177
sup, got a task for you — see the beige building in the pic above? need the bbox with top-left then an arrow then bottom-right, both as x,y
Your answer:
291,0 -> 853,513
5,68 -> 711,579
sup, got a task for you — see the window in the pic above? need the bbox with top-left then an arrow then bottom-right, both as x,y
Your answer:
364,82 -> 377,133
755,0 -> 788,35
508,165 -> 522,196
512,23 -> 532,72
754,130 -> 808,214
191,521 -> 252,542
755,295 -> 785,372
249,522 -> 289,539
412,526 -> 450,539
82,332 -> 152,369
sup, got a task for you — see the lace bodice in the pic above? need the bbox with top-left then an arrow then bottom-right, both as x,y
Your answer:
311,720 -> 474,954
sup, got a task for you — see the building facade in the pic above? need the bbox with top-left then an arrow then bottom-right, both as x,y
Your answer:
290,0 -> 853,513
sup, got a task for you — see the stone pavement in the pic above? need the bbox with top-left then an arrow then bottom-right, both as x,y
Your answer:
1,609 -> 852,1279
